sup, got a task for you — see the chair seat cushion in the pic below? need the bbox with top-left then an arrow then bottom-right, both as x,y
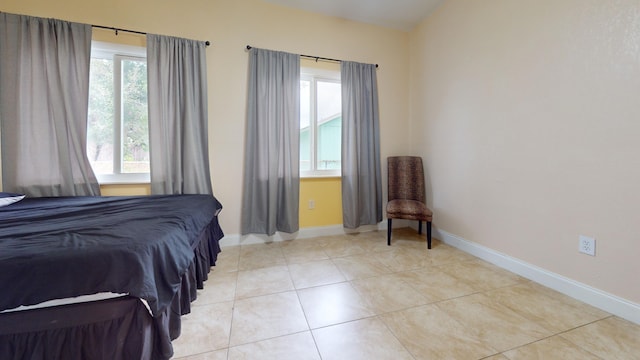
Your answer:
386,199 -> 433,221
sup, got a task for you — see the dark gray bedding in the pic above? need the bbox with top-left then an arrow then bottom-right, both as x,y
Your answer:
0,194 -> 223,316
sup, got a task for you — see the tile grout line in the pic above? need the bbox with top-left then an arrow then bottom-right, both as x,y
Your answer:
376,313 -> 419,360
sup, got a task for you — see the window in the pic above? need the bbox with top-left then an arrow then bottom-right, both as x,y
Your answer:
87,42 -> 149,183
300,68 -> 341,177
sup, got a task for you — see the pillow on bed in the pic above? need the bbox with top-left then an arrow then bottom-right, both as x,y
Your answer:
0,192 -> 26,207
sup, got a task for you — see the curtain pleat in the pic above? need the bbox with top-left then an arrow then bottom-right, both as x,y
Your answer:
241,48 -> 300,235
147,34 -> 212,195
0,13 -> 100,196
341,61 -> 383,228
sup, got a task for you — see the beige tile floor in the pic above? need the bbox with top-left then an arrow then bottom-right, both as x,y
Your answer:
171,228 -> 640,360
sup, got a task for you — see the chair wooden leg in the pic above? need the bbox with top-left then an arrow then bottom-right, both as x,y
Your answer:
418,221 -> 422,235
387,218 -> 392,246
427,221 -> 432,249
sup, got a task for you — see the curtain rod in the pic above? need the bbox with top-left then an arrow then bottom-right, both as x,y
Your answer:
93,25 -> 210,46
245,45 -> 377,68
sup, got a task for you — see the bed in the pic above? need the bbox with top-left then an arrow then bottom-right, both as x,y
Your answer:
0,194 -> 224,359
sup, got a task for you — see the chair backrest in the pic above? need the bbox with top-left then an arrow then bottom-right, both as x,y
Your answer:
387,156 -> 426,203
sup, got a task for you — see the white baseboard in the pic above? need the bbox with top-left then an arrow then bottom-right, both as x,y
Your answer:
434,227 -> 640,326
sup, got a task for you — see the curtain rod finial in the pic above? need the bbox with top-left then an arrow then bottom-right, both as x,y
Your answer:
205,41 -> 210,46
246,45 -> 252,50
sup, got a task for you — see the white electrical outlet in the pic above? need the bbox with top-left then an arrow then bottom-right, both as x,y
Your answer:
579,235 -> 596,256
308,200 -> 315,209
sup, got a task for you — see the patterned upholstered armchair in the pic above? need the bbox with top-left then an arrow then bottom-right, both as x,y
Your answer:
386,156 -> 433,249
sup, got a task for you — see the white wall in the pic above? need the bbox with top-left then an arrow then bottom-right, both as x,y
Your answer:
410,0 -> 640,304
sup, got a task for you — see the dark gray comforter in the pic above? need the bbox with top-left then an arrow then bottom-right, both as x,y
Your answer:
0,194 -> 222,316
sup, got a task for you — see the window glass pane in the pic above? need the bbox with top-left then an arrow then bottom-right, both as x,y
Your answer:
300,79 -> 311,171
87,58 -> 114,174
317,81 -> 341,121
316,81 -> 341,170
121,59 -> 149,173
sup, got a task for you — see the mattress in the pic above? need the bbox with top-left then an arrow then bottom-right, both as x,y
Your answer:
1,292 -> 128,313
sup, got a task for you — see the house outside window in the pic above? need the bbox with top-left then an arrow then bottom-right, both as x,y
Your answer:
300,68 -> 341,177
87,42 -> 149,184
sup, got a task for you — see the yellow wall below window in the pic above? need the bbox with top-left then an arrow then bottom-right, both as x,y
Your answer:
99,179 -> 342,228
299,177 -> 342,228
100,183 -> 150,196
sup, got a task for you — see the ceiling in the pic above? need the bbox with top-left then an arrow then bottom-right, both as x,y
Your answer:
262,0 -> 444,31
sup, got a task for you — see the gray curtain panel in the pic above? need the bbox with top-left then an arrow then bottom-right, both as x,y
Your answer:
147,34 -> 213,195
341,61 -> 383,228
0,13 -> 100,196
241,48 -> 300,235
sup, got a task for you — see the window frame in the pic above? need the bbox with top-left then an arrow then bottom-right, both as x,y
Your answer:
300,67 -> 341,178
89,41 -> 150,184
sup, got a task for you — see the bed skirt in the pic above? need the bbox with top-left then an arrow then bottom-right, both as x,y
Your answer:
0,217 -> 223,360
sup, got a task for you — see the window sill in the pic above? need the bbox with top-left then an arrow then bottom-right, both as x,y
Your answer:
301,172 -> 341,179
96,173 -> 150,185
